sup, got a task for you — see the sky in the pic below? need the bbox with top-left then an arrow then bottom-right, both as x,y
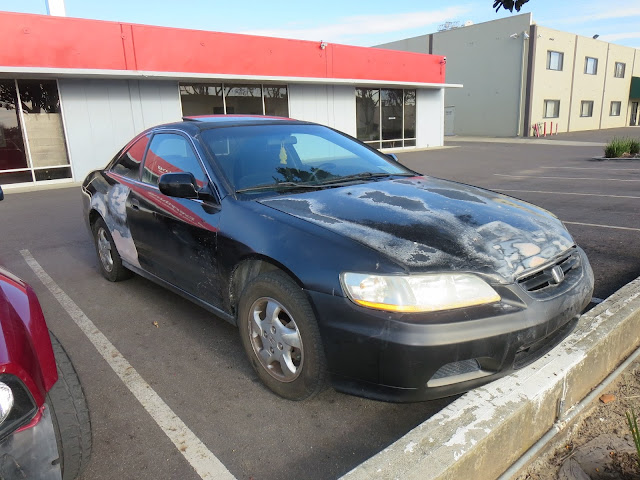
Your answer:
0,0 -> 639,48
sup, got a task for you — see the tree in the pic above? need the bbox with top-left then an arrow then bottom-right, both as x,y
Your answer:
492,0 -> 530,12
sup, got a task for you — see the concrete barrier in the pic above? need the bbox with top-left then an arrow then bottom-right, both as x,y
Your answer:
342,277 -> 640,480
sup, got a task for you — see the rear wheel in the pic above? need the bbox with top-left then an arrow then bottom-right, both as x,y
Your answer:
237,271 -> 327,400
48,333 -> 92,480
92,218 -> 131,282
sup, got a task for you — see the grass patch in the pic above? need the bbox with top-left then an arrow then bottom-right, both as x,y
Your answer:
604,137 -> 640,158
626,409 -> 640,469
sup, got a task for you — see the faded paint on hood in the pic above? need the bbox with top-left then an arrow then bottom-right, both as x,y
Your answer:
259,176 -> 574,281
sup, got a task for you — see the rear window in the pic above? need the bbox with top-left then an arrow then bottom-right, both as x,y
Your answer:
112,135 -> 149,180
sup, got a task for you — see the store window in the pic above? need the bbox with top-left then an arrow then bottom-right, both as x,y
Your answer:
610,101 -> 622,116
547,51 -> 564,71
584,57 -> 598,75
614,62 -> 626,78
0,79 -> 71,185
580,101 -> 594,117
180,84 -> 224,116
356,88 -> 416,149
179,83 -> 289,117
264,86 -> 289,117
356,88 -> 380,145
544,100 -> 560,118
224,85 -> 262,115
403,91 -> 416,147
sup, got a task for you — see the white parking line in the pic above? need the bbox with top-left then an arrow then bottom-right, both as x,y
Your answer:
497,189 -> 640,199
541,166 -> 640,171
20,250 -> 236,480
562,221 -> 640,232
494,174 -> 640,182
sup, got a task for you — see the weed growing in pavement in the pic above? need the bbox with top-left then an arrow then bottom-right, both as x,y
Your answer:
604,137 -> 640,158
626,409 -> 640,469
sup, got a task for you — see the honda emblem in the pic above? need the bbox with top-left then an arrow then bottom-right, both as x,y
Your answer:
550,266 -> 565,285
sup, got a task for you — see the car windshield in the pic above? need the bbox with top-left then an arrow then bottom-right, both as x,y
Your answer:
200,124 -> 413,193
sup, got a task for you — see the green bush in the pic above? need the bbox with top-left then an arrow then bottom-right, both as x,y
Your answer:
604,137 -> 639,158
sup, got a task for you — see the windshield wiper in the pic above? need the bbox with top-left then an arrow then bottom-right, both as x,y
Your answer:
317,172 -> 412,185
235,182 -> 323,194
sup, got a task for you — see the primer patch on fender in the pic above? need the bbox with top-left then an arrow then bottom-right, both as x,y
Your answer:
90,184 -> 141,268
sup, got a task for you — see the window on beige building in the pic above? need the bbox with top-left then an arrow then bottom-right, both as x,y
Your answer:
584,57 -> 598,75
544,100 -> 560,118
580,101 -> 594,117
610,101 -> 622,116
614,62 -> 626,78
547,51 -> 564,71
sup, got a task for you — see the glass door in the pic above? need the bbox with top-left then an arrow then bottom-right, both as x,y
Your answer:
381,89 -> 403,148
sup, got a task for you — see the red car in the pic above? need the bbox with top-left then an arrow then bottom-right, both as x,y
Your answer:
0,186 -> 91,479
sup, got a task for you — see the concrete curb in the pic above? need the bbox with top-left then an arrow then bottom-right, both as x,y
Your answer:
341,277 -> 640,480
2,181 -> 81,194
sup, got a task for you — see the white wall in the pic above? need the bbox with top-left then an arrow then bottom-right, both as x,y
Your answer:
416,89 -> 445,147
288,84 -> 356,136
59,79 -> 181,181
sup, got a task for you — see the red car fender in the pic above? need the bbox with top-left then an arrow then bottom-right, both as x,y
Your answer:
0,268 -> 58,406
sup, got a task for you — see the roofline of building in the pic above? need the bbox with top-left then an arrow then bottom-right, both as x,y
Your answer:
0,66 -> 463,89
0,11 -> 449,85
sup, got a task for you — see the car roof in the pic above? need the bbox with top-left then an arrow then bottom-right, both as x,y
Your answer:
184,115 -> 294,124
148,115 -> 314,135
179,114 -> 314,129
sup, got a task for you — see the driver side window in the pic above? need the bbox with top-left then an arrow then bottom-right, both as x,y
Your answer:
142,133 -> 208,188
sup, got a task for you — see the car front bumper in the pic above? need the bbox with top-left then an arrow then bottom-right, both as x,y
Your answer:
309,247 -> 594,402
0,404 -> 62,479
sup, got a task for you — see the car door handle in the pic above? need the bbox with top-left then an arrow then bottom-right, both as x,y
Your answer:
130,199 -> 140,210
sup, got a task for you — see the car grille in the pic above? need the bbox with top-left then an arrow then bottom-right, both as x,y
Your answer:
517,248 -> 580,295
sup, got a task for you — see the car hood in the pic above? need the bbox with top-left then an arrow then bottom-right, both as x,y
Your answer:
258,176 -> 575,282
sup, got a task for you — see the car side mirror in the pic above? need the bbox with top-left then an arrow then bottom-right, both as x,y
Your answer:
387,153 -> 399,162
0,186 -> 3,201
158,172 -> 199,199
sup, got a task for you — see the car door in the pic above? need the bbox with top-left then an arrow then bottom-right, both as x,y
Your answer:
126,131 -> 223,307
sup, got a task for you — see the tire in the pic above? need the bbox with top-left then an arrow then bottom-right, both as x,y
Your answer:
92,217 -> 132,282
47,332 -> 92,480
237,271 -> 327,400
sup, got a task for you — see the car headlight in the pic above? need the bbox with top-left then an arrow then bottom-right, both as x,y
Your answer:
0,383 -> 13,424
341,272 -> 501,313
0,375 -> 38,441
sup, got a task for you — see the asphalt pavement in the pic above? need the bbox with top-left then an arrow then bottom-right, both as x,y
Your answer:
1,135 -> 638,479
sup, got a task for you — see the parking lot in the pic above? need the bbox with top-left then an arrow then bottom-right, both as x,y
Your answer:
1,135 -> 638,479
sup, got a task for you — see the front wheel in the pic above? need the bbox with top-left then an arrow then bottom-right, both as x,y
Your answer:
48,333 -> 92,480
237,271 -> 327,400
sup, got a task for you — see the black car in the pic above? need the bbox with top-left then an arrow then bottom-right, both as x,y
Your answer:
82,116 -> 594,402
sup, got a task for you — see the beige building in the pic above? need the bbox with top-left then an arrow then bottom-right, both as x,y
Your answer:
377,14 -> 640,137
